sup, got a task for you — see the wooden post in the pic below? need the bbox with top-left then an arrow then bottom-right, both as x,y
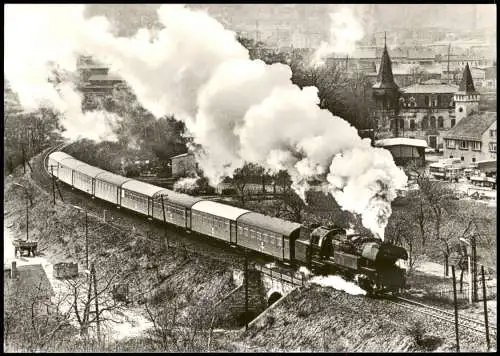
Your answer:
85,211 -> 89,271
472,236 -> 478,302
91,263 -> 101,344
451,266 -> 460,352
481,265 -> 491,350
22,144 -> 26,174
244,249 -> 249,331
51,165 -> 56,205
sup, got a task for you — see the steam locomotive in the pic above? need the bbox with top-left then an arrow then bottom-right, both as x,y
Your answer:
48,151 -> 408,295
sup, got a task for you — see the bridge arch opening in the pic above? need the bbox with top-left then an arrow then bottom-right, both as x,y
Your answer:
268,291 -> 282,307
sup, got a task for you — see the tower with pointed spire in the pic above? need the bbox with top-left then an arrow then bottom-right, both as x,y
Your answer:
454,63 -> 480,122
372,33 -> 401,137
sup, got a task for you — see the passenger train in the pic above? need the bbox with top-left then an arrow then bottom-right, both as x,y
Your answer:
48,151 -> 408,295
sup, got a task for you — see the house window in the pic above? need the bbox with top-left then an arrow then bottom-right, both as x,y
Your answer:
461,156 -> 465,161
451,119 -> 456,127
472,157 -> 476,163
446,140 -> 456,149
472,142 -> 481,151
449,155 -> 453,158
399,119 -> 404,130
438,116 -> 444,128
410,119 -> 416,130
490,130 -> 496,138
458,107 -> 463,113
459,140 -> 468,150
430,117 -> 436,128
422,116 -> 429,129
425,95 -> 431,107
489,143 -> 497,152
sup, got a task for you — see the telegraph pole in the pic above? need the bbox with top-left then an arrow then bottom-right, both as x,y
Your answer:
481,266 -> 491,350
50,165 -> 56,205
451,266 -> 460,352
244,249 -> 249,331
85,210 -> 89,270
472,235 -> 478,302
447,43 -> 451,84
91,262 -> 101,344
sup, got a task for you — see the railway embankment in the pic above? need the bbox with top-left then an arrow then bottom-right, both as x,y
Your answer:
231,284 -> 495,352
3,159 -> 250,351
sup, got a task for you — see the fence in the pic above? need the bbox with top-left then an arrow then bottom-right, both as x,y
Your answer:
433,283 -> 497,303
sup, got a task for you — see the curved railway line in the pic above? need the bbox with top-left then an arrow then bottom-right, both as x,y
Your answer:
391,296 -> 496,336
24,144 -> 497,345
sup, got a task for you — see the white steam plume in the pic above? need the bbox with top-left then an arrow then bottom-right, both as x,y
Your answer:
310,7 -> 365,67
310,274 -> 367,296
4,4 -> 122,142
5,4 -> 407,239
173,176 -> 199,193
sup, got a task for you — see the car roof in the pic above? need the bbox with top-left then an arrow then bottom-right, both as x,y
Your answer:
191,200 -> 250,220
237,212 -> 302,237
153,189 -> 203,208
121,180 -> 165,197
95,172 -> 133,186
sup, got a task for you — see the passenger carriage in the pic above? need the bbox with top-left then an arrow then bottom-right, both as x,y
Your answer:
119,180 -> 165,216
151,190 -> 202,230
72,163 -> 107,195
47,152 -> 73,178
94,172 -> 132,206
190,201 -> 249,243
236,212 -> 301,262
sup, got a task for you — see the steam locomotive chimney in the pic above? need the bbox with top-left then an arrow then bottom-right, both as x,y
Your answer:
11,261 -> 17,279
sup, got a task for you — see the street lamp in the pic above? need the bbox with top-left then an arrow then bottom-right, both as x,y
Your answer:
72,204 -> 89,270
13,183 -> 33,241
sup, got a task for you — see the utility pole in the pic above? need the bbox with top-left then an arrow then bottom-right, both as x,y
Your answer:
85,210 -> 89,271
21,144 -> 26,174
472,235 -> 478,302
91,262 -> 101,344
50,165 -> 56,205
451,265 -> 460,352
481,265 -> 491,350
14,183 -> 31,240
244,249 -> 249,331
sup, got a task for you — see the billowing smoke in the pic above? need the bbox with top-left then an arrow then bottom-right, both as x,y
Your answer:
173,177 -> 199,194
310,274 -> 367,296
310,7 -> 365,67
4,4 -> 122,142
4,4 -> 407,239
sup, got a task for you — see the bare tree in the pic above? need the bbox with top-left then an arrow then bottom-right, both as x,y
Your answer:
232,163 -> 264,206
63,258 -> 134,338
4,277 -> 74,352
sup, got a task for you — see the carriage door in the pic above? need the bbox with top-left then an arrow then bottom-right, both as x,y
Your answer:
230,221 -> 237,244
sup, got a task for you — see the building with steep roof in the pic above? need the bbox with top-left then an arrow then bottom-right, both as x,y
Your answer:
372,43 -> 483,151
371,35 -> 401,138
443,112 -> 496,164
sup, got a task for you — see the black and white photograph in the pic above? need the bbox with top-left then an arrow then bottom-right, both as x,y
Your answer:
3,3 -> 497,352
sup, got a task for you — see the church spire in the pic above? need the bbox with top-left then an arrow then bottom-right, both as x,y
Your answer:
458,63 -> 477,93
373,34 -> 398,90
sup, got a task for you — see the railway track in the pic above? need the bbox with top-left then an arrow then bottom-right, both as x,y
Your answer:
391,296 -> 496,336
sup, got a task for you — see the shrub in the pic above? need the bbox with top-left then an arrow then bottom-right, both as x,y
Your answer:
406,321 -> 425,346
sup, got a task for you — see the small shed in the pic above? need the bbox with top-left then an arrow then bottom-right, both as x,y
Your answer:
375,138 -> 427,167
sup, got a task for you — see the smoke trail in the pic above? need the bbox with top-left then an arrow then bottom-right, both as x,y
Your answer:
310,274 -> 367,295
310,7 -> 365,67
5,4 -> 407,239
4,4 -> 122,142
173,176 -> 199,193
